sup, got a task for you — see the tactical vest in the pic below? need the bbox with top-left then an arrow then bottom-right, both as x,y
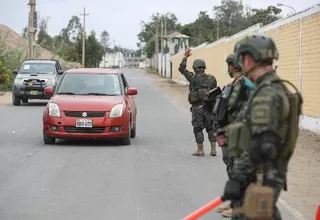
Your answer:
227,75 -> 250,123
213,75 -> 250,128
227,78 -> 303,190
188,73 -> 213,104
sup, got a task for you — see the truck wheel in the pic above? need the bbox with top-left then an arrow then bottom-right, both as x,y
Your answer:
12,95 -> 21,106
22,98 -> 28,104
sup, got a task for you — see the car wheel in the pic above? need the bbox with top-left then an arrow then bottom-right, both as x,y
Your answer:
43,130 -> 56,145
119,123 -> 131,146
130,122 -> 136,138
22,98 -> 28,104
12,95 -> 21,106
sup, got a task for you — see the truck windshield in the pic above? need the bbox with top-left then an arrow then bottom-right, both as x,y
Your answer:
19,63 -> 56,74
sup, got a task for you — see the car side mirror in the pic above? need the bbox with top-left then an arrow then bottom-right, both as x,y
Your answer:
44,86 -> 54,95
13,70 -> 18,74
127,87 -> 138,95
58,70 -> 64,75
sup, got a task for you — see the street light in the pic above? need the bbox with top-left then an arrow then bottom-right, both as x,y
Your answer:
276,3 -> 297,14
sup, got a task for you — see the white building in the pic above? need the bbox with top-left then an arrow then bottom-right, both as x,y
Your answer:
99,52 -> 125,68
164,31 -> 190,55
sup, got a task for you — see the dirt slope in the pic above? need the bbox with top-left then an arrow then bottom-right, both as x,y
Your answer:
0,24 -> 80,69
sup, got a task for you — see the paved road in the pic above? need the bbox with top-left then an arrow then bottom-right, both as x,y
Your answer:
0,69 -> 298,220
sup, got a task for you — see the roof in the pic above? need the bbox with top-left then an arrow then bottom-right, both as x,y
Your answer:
65,68 -> 120,74
165,31 -> 190,39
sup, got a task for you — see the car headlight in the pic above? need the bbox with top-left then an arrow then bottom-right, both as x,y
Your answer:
46,79 -> 55,85
109,103 -> 124,118
14,78 -> 23,85
49,102 -> 60,117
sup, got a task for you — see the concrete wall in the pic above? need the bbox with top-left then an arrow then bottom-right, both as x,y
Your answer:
170,4 -> 320,133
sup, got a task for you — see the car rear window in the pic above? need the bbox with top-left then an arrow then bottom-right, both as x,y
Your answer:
19,63 -> 55,74
57,73 -> 122,96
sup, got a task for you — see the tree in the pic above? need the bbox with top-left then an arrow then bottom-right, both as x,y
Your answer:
0,60 -> 12,84
249,6 -> 282,25
36,17 -> 54,50
180,11 -> 216,46
212,0 -> 250,37
75,30 -> 104,67
137,12 -> 180,58
21,27 -> 28,39
100,30 -> 110,51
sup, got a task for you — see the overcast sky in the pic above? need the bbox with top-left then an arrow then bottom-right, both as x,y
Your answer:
0,0 -> 319,50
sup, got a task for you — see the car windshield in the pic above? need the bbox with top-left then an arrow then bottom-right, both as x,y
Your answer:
19,63 -> 56,74
56,73 -> 122,96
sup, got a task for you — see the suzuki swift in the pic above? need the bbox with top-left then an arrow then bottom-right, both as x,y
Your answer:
42,68 -> 138,145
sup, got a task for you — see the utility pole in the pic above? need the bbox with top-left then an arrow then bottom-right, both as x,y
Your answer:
28,0 -> 37,59
216,19 -> 220,40
155,27 -> 159,72
164,16 -> 167,37
80,7 -> 89,68
160,17 -> 164,75
112,38 -> 116,66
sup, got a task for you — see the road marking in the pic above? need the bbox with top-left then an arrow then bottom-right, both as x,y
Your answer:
279,198 -> 307,220
20,152 -> 34,163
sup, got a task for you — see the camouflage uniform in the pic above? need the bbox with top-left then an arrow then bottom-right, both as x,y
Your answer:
222,34 -> 303,220
216,54 -> 252,217
219,54 -> 251,177
178,57 -> 217,156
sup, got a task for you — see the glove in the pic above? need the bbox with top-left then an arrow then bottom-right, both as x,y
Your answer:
222,180 -> 242,201
249,133 -> 279,165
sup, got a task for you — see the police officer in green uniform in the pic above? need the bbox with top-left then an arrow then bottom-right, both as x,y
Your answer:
221,34 -> 303,220
215,53 -> 253,218
179,48 -> 218,156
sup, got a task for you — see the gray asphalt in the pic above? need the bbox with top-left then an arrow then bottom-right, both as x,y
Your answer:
0,69 -> 297,220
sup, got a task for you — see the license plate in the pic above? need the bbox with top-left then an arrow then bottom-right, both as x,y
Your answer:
76,119 -> 92,128
30,90 -> 38,95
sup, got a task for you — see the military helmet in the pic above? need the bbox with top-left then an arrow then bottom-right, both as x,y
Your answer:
192,59 -> 206,69
226,53 -> 241,70
233,34 -> 279,62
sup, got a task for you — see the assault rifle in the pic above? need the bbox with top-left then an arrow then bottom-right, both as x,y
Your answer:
212,84 -> 233,128
202,87 -> 222,112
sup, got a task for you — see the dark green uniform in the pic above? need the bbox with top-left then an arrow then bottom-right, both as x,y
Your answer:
222,34 -> 303,220
178,58 -> 217,156
216,54 -> 252,178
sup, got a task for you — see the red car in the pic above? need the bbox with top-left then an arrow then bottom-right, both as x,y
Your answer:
42,68 -> 138,145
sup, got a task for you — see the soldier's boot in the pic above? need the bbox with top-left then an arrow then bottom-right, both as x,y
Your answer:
221,208 -> 233,218
217,204 -> 230,213
210,142 -> 217,156
192,143 -> 204,156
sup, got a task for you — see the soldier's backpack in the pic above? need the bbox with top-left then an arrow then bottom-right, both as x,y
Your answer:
188,74 -> 216,104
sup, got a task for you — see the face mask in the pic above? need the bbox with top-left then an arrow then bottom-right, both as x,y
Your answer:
243,77 -> 255,89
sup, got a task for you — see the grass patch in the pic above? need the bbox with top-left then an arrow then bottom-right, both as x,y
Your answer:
0,84 -> 11,92
167,79 -> 177,84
